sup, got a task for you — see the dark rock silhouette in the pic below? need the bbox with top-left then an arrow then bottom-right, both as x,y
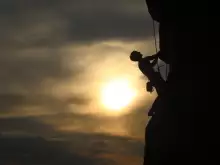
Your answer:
130,0 -> 216,164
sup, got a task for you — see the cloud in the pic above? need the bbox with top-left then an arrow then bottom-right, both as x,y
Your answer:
37,101 -> 154,139
0,131 -> 144,165
0,93 -> 92,117
0,0 -> 153,49
0,102 -> 151,140
0,0 -> 155,95
0,117 -> 55,135
0,0 -> 156,142
0,48 -> 70,94
0,135 -> 97,165
0,91 -> 154,139
0,40 -> 154,140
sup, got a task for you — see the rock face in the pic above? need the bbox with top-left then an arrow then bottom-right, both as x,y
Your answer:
143,0 -> 212,164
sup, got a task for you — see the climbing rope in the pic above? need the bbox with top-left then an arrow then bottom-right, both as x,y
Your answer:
152,20 -> 160,73
152,20 -> 169,81
152,20 -> 158,53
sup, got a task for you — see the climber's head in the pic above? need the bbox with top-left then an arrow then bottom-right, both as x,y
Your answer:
130,51 -> 142,62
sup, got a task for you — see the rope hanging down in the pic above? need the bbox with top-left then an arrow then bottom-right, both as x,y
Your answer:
152,20 -> 160,74
152,20 -> 169,80
152,20 -> 158,53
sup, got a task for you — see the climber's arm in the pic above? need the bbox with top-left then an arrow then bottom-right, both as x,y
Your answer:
145,54 -> 158,61
143,53 -> 159,67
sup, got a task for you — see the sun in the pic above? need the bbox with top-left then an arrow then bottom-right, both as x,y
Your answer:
101,79 -> 136,111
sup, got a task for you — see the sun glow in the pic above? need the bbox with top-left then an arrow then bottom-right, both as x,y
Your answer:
101,79 -> 136,111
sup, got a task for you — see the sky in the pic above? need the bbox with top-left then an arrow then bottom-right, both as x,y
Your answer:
0,0 -> 165,164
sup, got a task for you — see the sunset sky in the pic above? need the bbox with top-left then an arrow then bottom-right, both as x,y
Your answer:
0,0 -> 164,164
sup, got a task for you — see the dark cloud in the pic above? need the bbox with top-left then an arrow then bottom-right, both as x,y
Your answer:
0,48 -> 83,93
0,135 -> 98,165
1,0 -> 152,49
0,117 -> 55,135
0,128 -> 144,165
56,131 -> 144,157
1,131 -> 144,164
0,93 -> 92,115
67,8 -> 152,43
0,93 -> 26,110
65,95 -> 91,105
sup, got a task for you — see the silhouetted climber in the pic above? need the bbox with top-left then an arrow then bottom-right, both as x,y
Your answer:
130,50 -> 166,95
